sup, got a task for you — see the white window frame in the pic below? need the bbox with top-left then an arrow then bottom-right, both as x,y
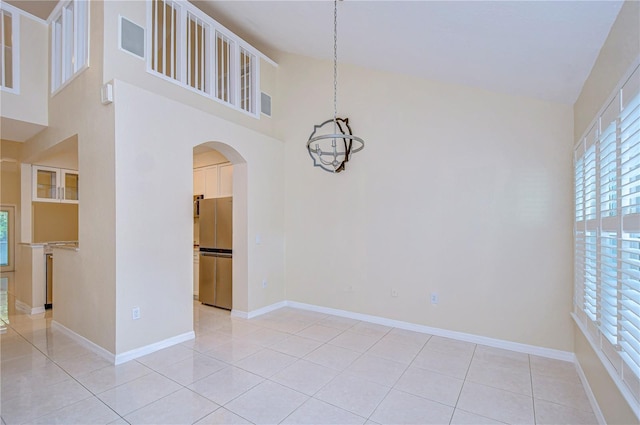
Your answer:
0,3 -> 20,94
146,0 -> 271,118
573,58 -> 640,419
50,0 -> 90,95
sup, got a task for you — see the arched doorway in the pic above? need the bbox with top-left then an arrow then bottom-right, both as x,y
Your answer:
192,142 -> 248,314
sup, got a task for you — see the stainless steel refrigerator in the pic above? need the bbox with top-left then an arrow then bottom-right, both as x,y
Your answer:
198,197 -> 232,309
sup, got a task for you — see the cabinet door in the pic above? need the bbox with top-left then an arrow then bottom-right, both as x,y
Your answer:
33,166 -> 60,202
204,166 -> 218,199
218,164 -> 233,197
193,169 -> 205,196
61,170 -> 79,203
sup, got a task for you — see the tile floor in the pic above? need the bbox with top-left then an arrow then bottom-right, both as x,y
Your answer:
1,291 -> 598,424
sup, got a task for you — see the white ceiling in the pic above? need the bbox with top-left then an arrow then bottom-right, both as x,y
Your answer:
195,0 -> 624,104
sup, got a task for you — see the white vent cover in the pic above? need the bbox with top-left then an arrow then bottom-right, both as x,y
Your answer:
261,92 -> 272,117
120,17 -> 145,59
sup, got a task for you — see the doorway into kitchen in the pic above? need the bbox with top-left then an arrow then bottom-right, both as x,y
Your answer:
192,142 -> 247,314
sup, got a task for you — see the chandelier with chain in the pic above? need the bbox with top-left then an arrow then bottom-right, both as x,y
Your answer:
306,0 -> 365,173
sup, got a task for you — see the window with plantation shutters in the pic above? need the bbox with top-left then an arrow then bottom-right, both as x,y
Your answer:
574,64 -> 640,411
147,0 -> 263,117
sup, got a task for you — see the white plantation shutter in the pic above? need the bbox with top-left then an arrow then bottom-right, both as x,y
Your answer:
574,64 -> 640,408
620,68 -> 640,384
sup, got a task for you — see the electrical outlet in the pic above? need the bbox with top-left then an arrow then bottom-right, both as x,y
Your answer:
132,307 -> 141,320
262,279 -> 268,288
391,289 -> 398,297
430,293 -> 439,305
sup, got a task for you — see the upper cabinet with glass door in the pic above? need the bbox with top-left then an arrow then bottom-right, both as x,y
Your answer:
32,165 -> 79,203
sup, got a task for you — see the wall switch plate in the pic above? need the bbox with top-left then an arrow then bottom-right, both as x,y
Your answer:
391,289 -> 398,297
430,293 -> 439,304
262,279 -> 268,288
132,307 -> 141,320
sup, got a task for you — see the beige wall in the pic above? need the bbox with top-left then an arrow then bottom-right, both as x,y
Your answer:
572,1 -> 640,423
32,203 -> 78,243
574,1 -> 640,139
112,80 -> 285,353
22,1 -> 117,353
0,12 -> 48,127
278,52 -> 574,351
102,1 -> 278,140
193,150 -> 228,168
1,140 -> 22,206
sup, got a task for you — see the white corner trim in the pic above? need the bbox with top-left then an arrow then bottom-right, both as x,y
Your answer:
574,356 -> 607,425
286,301 -> 575,362
51,321 -> 115,364
230,310 -> 249,319
14,300 -> 44,315
232,301 -> 288,320
114,331 -> 195,365
30,306 -> 45,315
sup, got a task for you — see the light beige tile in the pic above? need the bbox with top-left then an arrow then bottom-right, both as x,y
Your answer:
1,378 -> 93,424
473,345 -> 530,368
282,398 -> 366,424
296,324 -> 344,342
97,371 -> 182,416
345,353 -> 407,387
215,321 -> 262,339
530,356 -> 580,382
450,409 -> 506,424
2,361 -> 70,402
55,351 -> 113,378
534,399 -> 598,425
156,352 -> 227,386
370,389 -> 454,424
385,328 -> 431,347
225,380 -> 308,424
241,327 -> 290,347
195,407 -> 252,424
368,338 -> 422,365
315,373 -> 390,418
317,315 -> 360,330
466,357 -> 532,396
234,348 -> 297,378
271,359 -> 338,395
411,346 -> 473,379
204,339 -> 263,363
75,361 -> 153,394
136,344 -> 196,370
425,336 -> 476,356
188,366 -> 263,405
304,343 -> 361,371
532,373 -> 592,412
457,382 -> 534,424
28,396 -> 120,425
349,322 -> 391,338
182,331 -> 233,353
394,366 -> 464,406
124,388 -> 218,425
269,335 -> 323,358
329,331 -> 382,352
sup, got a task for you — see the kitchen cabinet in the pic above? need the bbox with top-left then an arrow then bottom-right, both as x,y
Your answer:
193,163 -> 233,198
32,166 -> 79,204
219,164 -> 233,197
193,169 -> 205,196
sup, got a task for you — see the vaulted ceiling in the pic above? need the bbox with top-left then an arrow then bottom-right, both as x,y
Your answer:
6,0 -> 625,105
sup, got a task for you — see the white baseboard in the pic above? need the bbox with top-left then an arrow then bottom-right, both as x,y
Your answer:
286,301 -> 575,362
232,301 -> 288,320
31,306 -> 45,315
574,357 -> 606,425
114,331 -> 195,365
51,321 -> 115,364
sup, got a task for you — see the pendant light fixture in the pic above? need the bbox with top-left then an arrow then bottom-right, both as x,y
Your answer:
307,0 -> 364,173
